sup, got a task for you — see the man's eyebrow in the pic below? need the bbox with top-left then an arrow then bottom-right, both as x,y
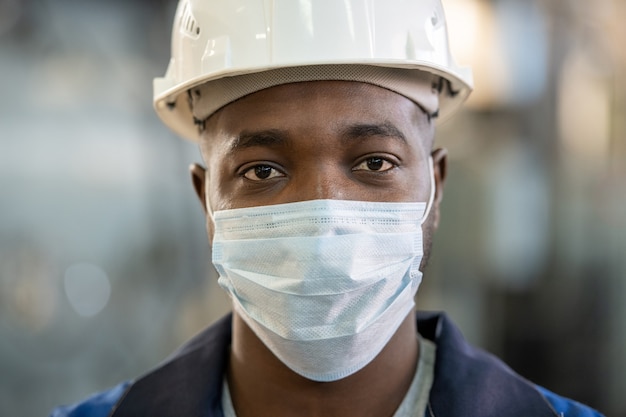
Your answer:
341,122 -> 407,144
229,130 -> 289,152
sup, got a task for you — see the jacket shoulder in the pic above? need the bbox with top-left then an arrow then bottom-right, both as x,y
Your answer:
415,311 -> 604,417
536,385 -> 605,417
50,314 -> 233,417
110,314 -> 232,416
48,382 -> 130,417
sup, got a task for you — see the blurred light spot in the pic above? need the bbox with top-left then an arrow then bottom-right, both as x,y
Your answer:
445,0 -> 506,108
558,50 -> 611,163
445,0 -> 547,108
445,0 -> 483,70
1,246 -> 58,331
64,263 -> 111,317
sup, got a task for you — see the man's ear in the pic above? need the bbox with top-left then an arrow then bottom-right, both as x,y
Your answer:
430,147 -> 448,228
190,163 -> 208,214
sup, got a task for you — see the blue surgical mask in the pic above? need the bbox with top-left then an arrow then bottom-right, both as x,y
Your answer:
211,158 -> 435,382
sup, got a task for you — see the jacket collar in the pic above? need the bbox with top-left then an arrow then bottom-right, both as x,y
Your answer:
415,312 -> 558,417
110,312 -> 558,417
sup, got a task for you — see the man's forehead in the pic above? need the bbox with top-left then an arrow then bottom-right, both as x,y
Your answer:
200,80 -> 434,153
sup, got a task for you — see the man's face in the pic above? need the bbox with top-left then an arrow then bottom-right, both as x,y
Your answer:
192,80 -> 446,265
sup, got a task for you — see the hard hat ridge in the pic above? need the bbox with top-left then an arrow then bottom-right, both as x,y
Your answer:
154,0 -> 473,142
189,64 -> 441,128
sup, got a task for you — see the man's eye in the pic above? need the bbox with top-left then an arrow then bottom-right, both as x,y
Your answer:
353,157 -> 395,172
242,165 -> 284,181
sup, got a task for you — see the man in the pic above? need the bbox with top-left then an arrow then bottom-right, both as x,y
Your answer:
51,0 -> 603,416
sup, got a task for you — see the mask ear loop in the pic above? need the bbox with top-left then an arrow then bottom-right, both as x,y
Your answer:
207,191 -> 215,221
204,174 -> 215,222
420,156 -> 436,226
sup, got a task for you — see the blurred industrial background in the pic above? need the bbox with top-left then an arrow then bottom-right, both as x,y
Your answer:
0,0 -> 624,415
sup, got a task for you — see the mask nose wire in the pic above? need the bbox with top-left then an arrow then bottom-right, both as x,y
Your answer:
420,156 -> 436,226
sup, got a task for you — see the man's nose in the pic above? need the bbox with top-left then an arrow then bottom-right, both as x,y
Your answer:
294,165 -> 348,202
313,177 -> 346,201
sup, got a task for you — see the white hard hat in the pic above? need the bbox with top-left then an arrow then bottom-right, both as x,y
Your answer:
154,0 -> 474,142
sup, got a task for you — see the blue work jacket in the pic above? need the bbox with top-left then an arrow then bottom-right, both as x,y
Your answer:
50,312 -> 604,417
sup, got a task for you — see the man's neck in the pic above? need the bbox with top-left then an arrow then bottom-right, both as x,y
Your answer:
227,312 -> 419,417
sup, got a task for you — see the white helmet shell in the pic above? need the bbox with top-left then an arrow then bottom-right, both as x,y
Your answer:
154,0 -> 473,142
